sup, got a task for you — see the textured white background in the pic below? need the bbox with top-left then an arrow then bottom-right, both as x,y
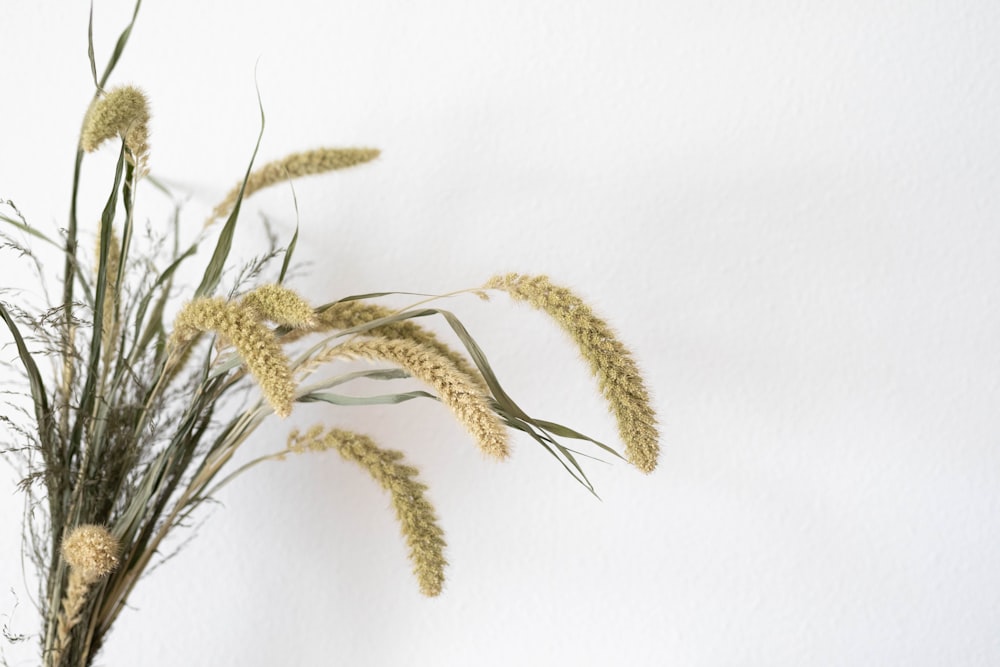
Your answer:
2,1 -> 1000,665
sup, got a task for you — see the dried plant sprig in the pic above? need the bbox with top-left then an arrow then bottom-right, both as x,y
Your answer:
2,5 -> 660,663
485,273 -> 660,473
240,284 -> 317,329
284,300 -> 486,389
53,526 -> 120,664
171,298 -> 295,417
208,147 -> 380,225
95,224 -> 122,375
80,85 -> 150,167
333,337 -> 510,460
288,426 -> 447,596
61,525 -> 120,583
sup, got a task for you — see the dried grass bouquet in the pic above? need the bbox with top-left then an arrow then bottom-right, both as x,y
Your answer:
1,4 -> 659,666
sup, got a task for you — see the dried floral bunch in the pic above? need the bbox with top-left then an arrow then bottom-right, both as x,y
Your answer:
0,4 -> 659,666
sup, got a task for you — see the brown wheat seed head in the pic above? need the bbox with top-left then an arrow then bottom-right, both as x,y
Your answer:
334,337 -> 509,460
485,273 -> 660,473
172,298 -> 296,417
288,426 -> 447,596
208,147 -> 381,225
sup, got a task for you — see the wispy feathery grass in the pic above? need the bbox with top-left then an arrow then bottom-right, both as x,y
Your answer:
80,85 -> 150,169
207,147 -> 380,225
288,426 -> 447,596
171,298 -> 295,417
333,337 -> 510,460
485,273 -> 660,473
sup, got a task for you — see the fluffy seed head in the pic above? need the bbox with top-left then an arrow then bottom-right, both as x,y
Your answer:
486,273 -> 660,473
283,301 -> 487,391
61,525 -> 120,582
288,426 -> 448,596
334,337 -> 509,460
173,298 -> 296,417
81,85 -> 150,168
240,284 -> 317,329
208,147 -> 380,225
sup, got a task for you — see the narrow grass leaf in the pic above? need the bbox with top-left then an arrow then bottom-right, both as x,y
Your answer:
277,184 -> 299,284
98,0 -> 143,89
195,75 -> 266,298
298,390 -> 436,406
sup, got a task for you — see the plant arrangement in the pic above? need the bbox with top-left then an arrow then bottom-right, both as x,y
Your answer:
1,4 -> 659,666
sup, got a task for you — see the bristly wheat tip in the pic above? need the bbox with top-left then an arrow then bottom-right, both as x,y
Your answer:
172,298 -> 296,417
287,427 -> 448,596
81,85 -> 151,169
333,337 -> 509,460
286,300 -> 488,391
240,284 -> 317,329
61,525 -> 120,582
485,273 -> 660,473
208,147 -> 381,226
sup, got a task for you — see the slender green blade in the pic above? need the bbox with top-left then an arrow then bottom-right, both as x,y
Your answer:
69,143 -> 126,454
298,390 -> 436,406
277,182 -> 300,284
98,0 -> 143,89
0,302 -> 53,447
87,1 -> 98,88
195,77 -> 266,298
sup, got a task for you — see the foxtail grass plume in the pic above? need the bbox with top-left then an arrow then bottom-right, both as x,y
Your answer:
334,338 -> 509,460
286,300 -> 486,390
80,85 -> 150,167
61,524 -> 120,583
54,525 -> 121,663
241,284 -> 317,329
485,273 -> 660,473
288,426 -> 447,596
172,298 -> 295,417
208,147 -> 380,225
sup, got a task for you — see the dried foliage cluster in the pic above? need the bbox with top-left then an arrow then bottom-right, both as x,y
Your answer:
1,4 -> 659,666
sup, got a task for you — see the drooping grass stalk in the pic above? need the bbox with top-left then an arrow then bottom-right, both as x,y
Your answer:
485,274 -> 660,473
206,147 -> 381,226
333,337 -> 510,460
172,298 -> 297,417
288,426 -> 448,596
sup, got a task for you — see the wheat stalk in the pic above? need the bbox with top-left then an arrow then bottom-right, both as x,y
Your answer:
207,147 -> 380,226
288,426 -> 448,596
333,337 -> 509,460
485,273 -> 660,473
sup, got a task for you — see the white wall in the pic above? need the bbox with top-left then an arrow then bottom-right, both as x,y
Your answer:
2,1 -> 999,665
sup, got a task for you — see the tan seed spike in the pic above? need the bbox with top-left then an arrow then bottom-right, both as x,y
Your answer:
334,337 -> 509,460
287,427 -> 448,597
240,284 -> 317,329
207,147 -> 380,226
61,524 -> 120,582
80,85 -> 151,169
172,298 -> 295,417
53,525 -> 121,663
485,273 -> 660,473
281,300 -> 487,391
